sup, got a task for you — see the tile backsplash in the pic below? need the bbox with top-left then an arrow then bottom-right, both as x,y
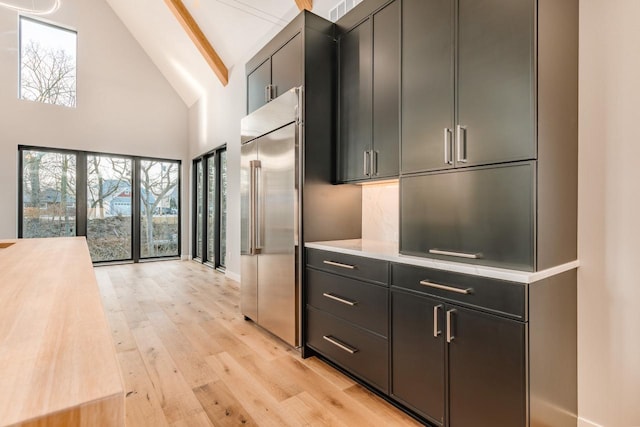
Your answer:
361,181 -> 399,244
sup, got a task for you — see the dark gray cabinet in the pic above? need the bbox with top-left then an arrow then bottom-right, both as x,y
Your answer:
401,0 -> 534,174
391,289 -> 445,425
304,248 -> 390,393
246,33 -> 302,114
401,0 -> 454,174
338,0 -> 400,182
401,162 -> 535,271
447,306 -> 526,427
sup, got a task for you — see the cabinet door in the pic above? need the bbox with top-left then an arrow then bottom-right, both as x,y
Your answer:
457,0 -> 535,167
447,305 -> 526,427
400,162 -> 535,271
271,33 -> 302,100
247,58 -> 271,114
339,19 -> 372,182
401,0 -> 454,174
391,289 -> 445,425
372,0 -> 400,179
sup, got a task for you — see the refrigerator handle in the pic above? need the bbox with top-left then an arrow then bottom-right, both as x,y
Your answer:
254,159 -> 263,252
249,159 -> 261,255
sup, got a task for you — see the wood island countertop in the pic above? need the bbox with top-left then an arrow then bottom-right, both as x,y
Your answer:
0,237 -> 124,427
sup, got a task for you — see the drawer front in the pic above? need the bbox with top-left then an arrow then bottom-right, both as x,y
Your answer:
391,263 -> 526,320
307,306 -> 389,393
400,162 -> 535,271
306,248 -> 389,285
306,268 -> 388,337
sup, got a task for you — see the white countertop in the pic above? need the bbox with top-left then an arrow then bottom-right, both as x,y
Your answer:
305,239 -> 579,284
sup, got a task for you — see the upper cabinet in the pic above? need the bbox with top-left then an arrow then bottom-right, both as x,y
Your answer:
402,0 -> 535,174
246,33 -> 302,114
337,0 -> 400,183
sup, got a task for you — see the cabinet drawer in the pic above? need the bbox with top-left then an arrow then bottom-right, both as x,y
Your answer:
306,248 -> 389,285
400,162 -> 535,271
391,263 -> 526,320
307,306 -> 389,393
306,268 -> 388,337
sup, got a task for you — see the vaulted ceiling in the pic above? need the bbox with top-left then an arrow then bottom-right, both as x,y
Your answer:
105,0 -> 336,107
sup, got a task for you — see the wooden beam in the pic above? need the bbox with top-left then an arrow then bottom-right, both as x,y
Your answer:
164,0 -> 229,86
295,0 -> 313,11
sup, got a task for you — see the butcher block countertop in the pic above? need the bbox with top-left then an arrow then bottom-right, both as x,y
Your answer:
0,237 -> 124,427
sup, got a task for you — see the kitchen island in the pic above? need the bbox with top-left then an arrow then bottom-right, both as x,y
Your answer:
0,237 -> 124,427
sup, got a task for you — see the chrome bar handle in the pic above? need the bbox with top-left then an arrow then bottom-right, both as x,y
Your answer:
456,125 -> 467,163
248,160 -> 258,255
323,335 -> 359,354
444,128 -> 453,165
323,293 -> 357,306
363,150 -> 371,177
264,85 -> 270,103
253,160 -> 263,252
429,249 -> 481,259
420,280 -> 472,295
433,305 -> 443,337
372,150 -> 379,176
446,309 -> 456,343
323,260 -> 356,270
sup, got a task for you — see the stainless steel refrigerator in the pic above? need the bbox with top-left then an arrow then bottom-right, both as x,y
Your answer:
240,87 -> 361,347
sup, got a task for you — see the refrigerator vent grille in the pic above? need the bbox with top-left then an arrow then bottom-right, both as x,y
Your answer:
328,0 -> 363,22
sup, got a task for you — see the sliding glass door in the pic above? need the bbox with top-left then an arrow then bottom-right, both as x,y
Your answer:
140,160 -> 179,258
86,155 -> 132,262
19,146 -> 181,263
193,146 -> 227,269
21,149 -> 76,238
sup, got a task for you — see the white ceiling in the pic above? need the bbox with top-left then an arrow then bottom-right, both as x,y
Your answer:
105,0 -> 336,107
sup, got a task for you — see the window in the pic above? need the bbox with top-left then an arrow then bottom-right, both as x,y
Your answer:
21,149 -> 76,238
19,146 -> 181,263
19,16 -> 77,107
193,146 -> 227,269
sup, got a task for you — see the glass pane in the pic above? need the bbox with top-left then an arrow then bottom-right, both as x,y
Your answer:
22,150 -> 76,238
87,155 -> 132,262
140,160 -> 179,258
20,17 -> 77,108
220,150 -> 227,268
195,160 -> 203,259
206,155 -> 216,263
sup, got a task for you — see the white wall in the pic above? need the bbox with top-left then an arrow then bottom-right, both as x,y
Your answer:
578,1 -> 640,426
0,0 -> 189,249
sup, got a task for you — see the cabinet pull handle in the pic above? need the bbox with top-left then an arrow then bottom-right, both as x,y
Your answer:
265,85 -> 269,103
363,150 -> 371,176
429,248 -> 481,259
433,305 -> 443,337
446,309 -> 456,343
372,150 -> 379,176
323,260 -> 356,270
271,85 -> 277,100
323,292 -> 357,306
323,335 -> 359,354
420,280 -> 472,295
456,125 -> 467,163
444,128 -> 453,165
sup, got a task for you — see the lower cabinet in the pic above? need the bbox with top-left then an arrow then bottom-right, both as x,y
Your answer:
305,248 -> 576,427
392,288 -> 526,427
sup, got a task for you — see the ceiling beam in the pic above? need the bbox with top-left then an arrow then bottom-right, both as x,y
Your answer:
295,0 -> 313,11
164,0 -> 229,86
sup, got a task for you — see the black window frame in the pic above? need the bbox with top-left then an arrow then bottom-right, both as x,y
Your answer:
18,145 -> 182,264
192,144 -> 226,270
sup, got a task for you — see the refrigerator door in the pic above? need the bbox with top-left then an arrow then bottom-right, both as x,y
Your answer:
257,122 -> 298,346
240,140 -> 258,321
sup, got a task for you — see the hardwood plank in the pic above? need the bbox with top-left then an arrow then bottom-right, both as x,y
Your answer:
193,381 -> 258,426
117,350 -> 169,427
106,311 -> 138,353
131,322 -> 208,424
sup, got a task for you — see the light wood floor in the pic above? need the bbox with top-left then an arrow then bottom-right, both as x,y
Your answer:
96,260 -> 421,427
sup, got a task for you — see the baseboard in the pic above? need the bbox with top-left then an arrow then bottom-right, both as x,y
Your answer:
226,270 -> 240,283
578,417 -> 604,427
